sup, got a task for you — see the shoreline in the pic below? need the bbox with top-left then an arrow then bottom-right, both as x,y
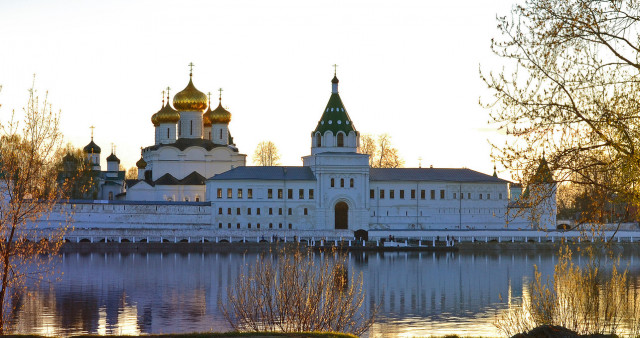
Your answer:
56,240 -> 640,254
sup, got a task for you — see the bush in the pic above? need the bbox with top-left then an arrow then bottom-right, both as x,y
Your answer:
495,246 -> 640,337
219,247 -> 375,336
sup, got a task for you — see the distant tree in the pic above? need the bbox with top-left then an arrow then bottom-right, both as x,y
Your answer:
252,141 -> 281,166
125,167 -> 138,180
359,134 -> 404,168
0,81 -> 70,334
55,144 -> 99,199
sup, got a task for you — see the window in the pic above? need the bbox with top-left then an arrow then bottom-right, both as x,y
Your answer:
479,193 -> 483,200
370,189 -> 375,199
340,178 -> 344,187
185,197 -> 190,202
195,196 -> 200,202
248,189 -> 253,199
299,189 -> 304,199
309,189 -> 314,199
316,133 -> 321,147
278,189 -> 283,199
499,193 -> 503,199
227,208 -> 231,215
167,128 -> 170,138
411,189 -> 416,199
237,223 -> 240,229
219,129 -> 222,140
287,189 -> 293,199
288,223 -> 292,229
441,190 -> 446,199
237,189 -> 243,199
350,178 -> 354,188
236,208 -> 241,215
304,208 -> 308,215
380,190 -> 385,199
337,132 -> 344,147
269,223 -> 273,229
487,193 -> 491,199
247,208 -> 252,215
268,189 -> 273,199
227,188 -> 232,199
400,190 -> 405,199
179,121 -> 181,137
288,208 -> 292,215
248,223 -> 251,229
390,190 -> 395,199
331,178 -> 335,187
218,223 -> 222,228
227,223 -> 231,229
461,193 -> 464,200
218,208 -> 222,215
257,223 -> 261,229
269,208 -> 273,215
257,208 -> 261,215
453,193 -> 457,199
217,188 -> 222,199
279,223 -> 283,229
190,120 -> 193,135
278,208 -> 283,215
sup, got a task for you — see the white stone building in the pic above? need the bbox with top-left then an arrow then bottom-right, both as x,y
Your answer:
65,69 -> 555,234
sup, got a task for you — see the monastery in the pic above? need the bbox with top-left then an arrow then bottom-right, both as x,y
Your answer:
65,66 -> 556,235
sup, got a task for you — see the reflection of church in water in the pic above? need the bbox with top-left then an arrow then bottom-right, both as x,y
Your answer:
78,65 -> 554,231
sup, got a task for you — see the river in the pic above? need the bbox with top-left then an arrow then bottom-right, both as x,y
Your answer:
11,246 -> 639,337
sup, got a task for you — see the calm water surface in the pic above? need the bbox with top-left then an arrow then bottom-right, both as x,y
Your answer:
13,249 -> 640,337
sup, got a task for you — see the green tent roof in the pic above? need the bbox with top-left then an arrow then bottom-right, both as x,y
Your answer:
313,78 -> 356,135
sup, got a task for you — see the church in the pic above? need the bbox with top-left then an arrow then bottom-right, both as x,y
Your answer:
78,66 -> 556,231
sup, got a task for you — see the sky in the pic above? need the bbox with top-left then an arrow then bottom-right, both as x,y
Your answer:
0,0 -> 515,178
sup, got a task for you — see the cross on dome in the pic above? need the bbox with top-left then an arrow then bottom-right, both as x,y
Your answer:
188,62 -> 194,77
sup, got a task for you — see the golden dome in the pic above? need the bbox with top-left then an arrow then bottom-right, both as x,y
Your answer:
203,106 -> 212,127
136,156 -> 147,169
205,102 -> 231,124
151,112 -> 159,126
173,77 -> 208,112
156,102 -> 180,124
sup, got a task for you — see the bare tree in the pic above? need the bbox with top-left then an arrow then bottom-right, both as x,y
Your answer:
482,0 -> 640,222
220,247 -> 375,336
360,134 -> 404,168
252,140 -> 281,166
55,144 -> 99,200
125,167 -> 138,180
0,80 -> 69,333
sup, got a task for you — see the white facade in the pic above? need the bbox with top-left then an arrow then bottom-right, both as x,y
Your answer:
65,71 -> 555,234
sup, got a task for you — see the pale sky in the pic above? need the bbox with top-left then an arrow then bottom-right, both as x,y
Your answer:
0,0 -> 514,178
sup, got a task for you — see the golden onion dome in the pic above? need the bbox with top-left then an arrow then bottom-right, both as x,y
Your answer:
203,106 -> 213,127
136,156 -> 147,169
151,112 -> 159,126
156,102 -> 180,124
173,77 -> 208,112
206,101 -> 231,124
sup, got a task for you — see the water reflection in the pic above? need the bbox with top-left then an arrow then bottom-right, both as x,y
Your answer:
11,249 -> 640,337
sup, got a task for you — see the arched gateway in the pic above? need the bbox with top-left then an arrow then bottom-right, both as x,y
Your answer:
335,202 -> 349,229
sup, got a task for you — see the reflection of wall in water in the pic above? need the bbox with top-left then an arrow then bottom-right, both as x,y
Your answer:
354,251 -> 557,317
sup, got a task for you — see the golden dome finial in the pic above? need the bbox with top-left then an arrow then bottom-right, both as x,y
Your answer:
173,66 -> 207,112
161,90 -> 165,108
207,92 -> 212,107
218,88 -> 223,102
188,62 -> 194,78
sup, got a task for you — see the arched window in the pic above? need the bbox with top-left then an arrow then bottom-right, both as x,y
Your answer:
330,178 -> 335,187
108,192 -> 113,200
340,178 -> 344,187
350,178 -> 354,188
316,133 -> 322,147
337,132 -> 344,147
